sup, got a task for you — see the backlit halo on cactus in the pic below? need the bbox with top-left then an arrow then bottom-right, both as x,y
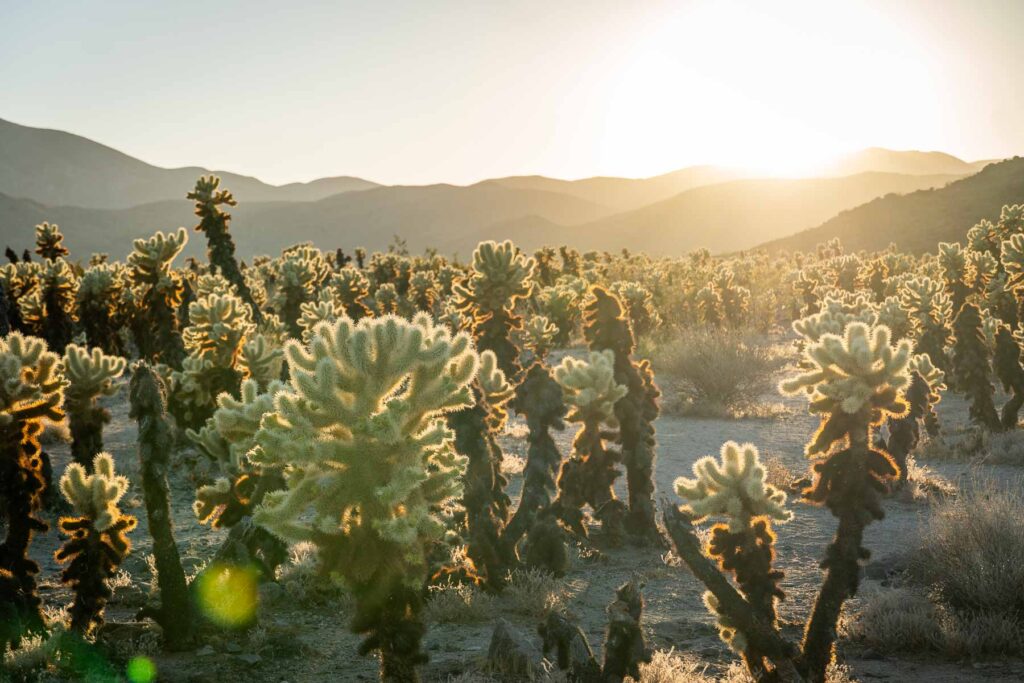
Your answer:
675,441 -> 792,533
781,322 -> 911,455
791,294 -> 876,343
182,292 -> 255,367
554,349 -> 627,426
238,333 -> 284,390
55,452 -> 136,636
128,228 -> 188,367
0,332 -> 67,650
76,263 -> 127,355
297,299 -> 341,342
453,239 -> 536,378
63,343 -> 127,468
34,221 -> 69,261
251,312 -> 479,680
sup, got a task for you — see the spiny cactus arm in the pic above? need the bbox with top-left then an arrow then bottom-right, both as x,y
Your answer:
182,292 -> 254,365
238,334 -> 284,390
553,350 -> 628,425
674,442 -> 792,532
0,332 -> 67,424
1001,233 -> 1024,291
58,453 -> 131,532
63,344 -> 126,404
662,505 -> 797,666
127,228 -> 188,283
477,350 -> 514,407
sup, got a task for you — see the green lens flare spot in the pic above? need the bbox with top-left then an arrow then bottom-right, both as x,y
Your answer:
126,656 -> 157,683
195,562 -> 260,627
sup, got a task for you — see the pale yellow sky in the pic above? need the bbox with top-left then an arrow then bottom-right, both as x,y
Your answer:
2,0 -> 1020,185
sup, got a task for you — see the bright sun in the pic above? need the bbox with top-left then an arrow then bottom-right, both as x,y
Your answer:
598,0 -> 945,179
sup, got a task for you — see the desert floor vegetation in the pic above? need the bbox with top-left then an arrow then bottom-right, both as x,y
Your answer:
5,197 -> 1024,682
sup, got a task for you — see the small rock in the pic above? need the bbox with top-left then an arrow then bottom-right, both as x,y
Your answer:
224,641 -> 243,654
195,645 -> 216,657
236,653 -> 263,666
486,619 -> 540,678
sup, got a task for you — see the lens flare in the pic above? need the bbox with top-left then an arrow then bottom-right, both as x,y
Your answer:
126,656 -> 157,683
195,562 -> 259,628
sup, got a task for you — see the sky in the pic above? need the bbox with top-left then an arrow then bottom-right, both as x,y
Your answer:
2,0 -> 1022,186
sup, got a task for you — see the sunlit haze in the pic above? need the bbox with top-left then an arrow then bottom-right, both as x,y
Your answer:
2,0 -> 1021,185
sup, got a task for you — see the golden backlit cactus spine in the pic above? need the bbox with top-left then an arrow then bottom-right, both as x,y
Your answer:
272,244 -> 330,338
448,350 -> 516,586
453,239 -> 536,379
63,343 -> 126,469
780,321 -> 909,679
583,286 -> 662,543
34,221 -> 69,262
128,228 -> 189,368
188,175 -> 263,324
938,241 -> 973,315
55,453 -> 136,637
675,441 -> 791,673
25,257 -> 77,354
550,349 -> 628,542
251,313 -> 479,682
0,332 -> 67,651
187,379 -> 288,578
951,302 -> 1002,431
76,263 -> 127,356
900,276 -> 952,375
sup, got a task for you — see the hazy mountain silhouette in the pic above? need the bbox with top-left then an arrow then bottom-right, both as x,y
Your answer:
758,157 -> 1024,254
822,147 -> 993,177
0,116 -> 1007,258
490,166 -> 746,211
553,172 -> 963,255
0,117 -> 379,209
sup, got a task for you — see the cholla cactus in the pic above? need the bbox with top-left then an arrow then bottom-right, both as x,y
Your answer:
610,281 -> 662,338
407,270 -> 439,314
128,228 -> 188,368
938,242 -> 972,315
908,353 -> 945,437
900,276 -> 952,375
779,322 -> 909,679
714,269 -> 750,327
76,263 -> 127,356
951,303 -> 1002,431
696,284 -> 723,327
238,334 -> 284,391
675,442 -> 791,669
23,257 -> 77,354
0,333 -> 66,650
188,379 -> 288,577
188,176 -> 262,323
64,344 -> 126,468
453,240 -> 536,379
449,350 -> 516,586
537,282 -> 581,346
55,453 -> 136,635
34,221 -> 69,261
297,299 -> 341,342
328,266 -> 371,321
583,287 -> 662,543
373,282 -> 400,316
792,295 -> 876,344
508,359 -> 568,573
170,291 -> 254,431
521,314 -> 558,360
551,349 -> 628,542
874,296 -> 911,342
273,244 -> 330,338
251,313 -> 478,681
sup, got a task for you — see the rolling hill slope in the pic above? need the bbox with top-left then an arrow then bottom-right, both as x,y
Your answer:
758,157 -> 1024,254
558,172 -> 964,255
0,117 -> 379,208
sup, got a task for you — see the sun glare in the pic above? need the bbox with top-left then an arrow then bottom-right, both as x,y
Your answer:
599,0 -> 943,179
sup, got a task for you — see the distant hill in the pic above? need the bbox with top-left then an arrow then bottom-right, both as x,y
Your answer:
0,117 -> 379,209
490,165 -> 746,211
0,182 -> 611,260
758,157 -> 1024,254
823,147 -> 991,178
556,172 -> 963,255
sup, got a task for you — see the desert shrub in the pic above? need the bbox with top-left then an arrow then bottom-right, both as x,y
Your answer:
501,567 -> 569,617
843,588 -> 945,653
423,581 -> 495,624
650,327 -> 785,417
909,478 -> 1024,616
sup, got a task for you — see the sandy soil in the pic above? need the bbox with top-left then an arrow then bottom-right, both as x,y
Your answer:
16,373 -> 1024,682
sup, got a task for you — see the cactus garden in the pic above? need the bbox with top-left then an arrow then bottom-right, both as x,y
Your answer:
2,192 -> 1024,683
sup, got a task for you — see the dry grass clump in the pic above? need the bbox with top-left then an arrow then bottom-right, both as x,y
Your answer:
277,541 -> 349,606
501,568 -> 571,617
848,478 -> 1024,657
425,581 -> 495,624
896,456 -> 957,502
978,429 -> 1024,465
649,327 -> 787,418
